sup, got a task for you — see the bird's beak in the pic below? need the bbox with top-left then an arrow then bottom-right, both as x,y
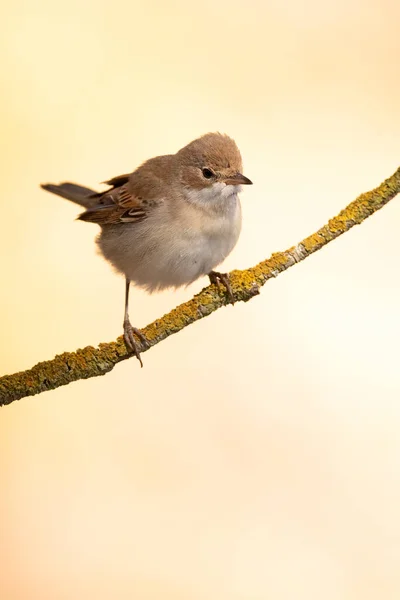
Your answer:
224,173 -> 253,186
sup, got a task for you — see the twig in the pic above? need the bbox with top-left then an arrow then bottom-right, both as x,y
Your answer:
1,166 -> 399,405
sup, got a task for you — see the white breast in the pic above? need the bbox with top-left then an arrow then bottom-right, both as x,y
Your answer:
98,184 -> 242,292
183,186 -> 242,276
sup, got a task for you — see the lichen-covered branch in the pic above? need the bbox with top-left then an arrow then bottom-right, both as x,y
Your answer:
1,166 -> 400,405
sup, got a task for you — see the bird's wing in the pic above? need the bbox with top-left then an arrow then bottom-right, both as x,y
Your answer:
78,174 -> 152,225
76,154 -> 174,225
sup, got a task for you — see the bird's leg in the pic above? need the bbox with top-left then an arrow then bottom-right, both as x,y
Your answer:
123,278 -> 148,367
208,270 -> 235,304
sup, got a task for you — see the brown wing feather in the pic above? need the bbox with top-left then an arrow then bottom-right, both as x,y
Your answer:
102,174 -> 131,188
77,155 -> 173,225
78,179 -> 148,225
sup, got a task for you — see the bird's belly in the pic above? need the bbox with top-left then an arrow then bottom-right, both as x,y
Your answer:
98,205 -> 241,292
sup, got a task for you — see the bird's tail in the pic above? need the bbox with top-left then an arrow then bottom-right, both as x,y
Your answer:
40,182 -> 98,209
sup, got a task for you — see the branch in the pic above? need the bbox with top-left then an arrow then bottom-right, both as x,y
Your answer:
1,166 -> 400,405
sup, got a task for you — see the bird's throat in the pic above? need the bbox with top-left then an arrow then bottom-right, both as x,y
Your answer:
184,182 -> 241,213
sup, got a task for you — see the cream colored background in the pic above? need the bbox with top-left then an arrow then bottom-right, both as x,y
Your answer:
1,1 -> 400,598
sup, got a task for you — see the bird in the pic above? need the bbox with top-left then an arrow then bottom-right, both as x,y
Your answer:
41,132 -> 252,366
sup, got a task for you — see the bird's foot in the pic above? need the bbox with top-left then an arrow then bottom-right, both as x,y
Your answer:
123,319 -> 149,367
208,271 -> 235,304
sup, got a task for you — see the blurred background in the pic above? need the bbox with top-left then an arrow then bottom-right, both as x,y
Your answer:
1,0 -> 400,598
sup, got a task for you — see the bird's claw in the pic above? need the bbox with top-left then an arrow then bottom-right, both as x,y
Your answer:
208,271 -> 235,304
123,320 -> 149,367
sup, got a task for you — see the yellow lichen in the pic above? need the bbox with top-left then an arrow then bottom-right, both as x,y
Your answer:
301,233 -> 326,252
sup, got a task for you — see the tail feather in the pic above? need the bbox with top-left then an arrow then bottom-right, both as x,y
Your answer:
40,182 -> 98,208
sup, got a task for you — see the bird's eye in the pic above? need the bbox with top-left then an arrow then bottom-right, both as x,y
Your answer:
202,168 -> 214,179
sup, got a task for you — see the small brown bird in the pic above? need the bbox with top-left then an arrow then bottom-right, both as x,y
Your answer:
41,133 -> 252,366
